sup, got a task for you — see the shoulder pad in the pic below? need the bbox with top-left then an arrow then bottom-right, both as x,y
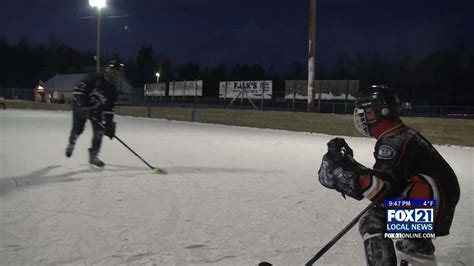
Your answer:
376,144 -> 397,160
374,132 -> 406,160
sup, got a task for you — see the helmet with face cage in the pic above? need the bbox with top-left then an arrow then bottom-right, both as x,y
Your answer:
353,85 -> 401,137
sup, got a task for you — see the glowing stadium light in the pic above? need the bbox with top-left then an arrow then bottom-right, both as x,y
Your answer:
89,0 -> 107,73
89,0 -> 106,9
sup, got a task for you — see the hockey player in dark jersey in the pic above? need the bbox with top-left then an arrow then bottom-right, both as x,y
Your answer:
318,85 -> 460,265
65,60 -> 124,167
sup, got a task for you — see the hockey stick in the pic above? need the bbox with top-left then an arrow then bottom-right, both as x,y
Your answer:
112,134 -> 166,174
91,118 -> 166,174
305,200 -> 378,265
259,201 -> 377,266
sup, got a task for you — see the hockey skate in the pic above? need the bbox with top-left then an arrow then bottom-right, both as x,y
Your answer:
89,148 -> 105,167
65,143 -> 74,158
396,239 -> 436,265
398,252 -> 437,266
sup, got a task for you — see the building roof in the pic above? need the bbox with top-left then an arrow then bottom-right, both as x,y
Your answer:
39,73 -> 134,94
42,74 -> 86,92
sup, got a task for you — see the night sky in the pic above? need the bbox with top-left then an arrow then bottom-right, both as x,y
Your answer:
1,0 -> 473,72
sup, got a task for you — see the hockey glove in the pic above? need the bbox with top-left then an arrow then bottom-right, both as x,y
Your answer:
327,137 -> 353,162
104,121 -> 116,139
318,151 -> 367,200
103,113 -> 116,139
318,153 -> 339,189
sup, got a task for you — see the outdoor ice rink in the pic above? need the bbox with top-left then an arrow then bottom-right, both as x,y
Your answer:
1,109 -> 472,265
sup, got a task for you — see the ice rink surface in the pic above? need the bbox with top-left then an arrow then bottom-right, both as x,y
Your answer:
1,109 -> 472,265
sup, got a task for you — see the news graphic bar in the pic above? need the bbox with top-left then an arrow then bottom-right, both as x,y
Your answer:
384,233 -> 436,239
384,199 -> 436,239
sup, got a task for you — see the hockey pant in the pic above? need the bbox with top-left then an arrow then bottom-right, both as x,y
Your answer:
69,104 -> 104,154
359,205 -> 397,266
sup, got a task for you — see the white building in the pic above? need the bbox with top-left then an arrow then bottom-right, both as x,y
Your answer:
34,73 -> 134,104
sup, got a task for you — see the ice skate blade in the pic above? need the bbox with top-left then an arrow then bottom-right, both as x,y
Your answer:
88,164 -> 105,170
398,251 -> 436,266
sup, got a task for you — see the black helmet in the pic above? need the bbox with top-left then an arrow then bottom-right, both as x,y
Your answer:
353,85 -> 401,137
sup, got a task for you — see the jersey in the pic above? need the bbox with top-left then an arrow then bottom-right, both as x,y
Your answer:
370,125 -> 460,236
318,123 -> 460,236
72,73 -> 118,115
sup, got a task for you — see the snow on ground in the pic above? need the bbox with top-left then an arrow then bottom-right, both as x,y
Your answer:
0,109 -> 472,266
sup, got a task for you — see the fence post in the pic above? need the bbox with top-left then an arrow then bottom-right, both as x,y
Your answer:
293,80 -> 297,111
171,81 -> 175,107
159,83 -> 162,104
344,79 -> 349,114
147,90 -> 151,112
240,80 -> 244,110
195,79 -> 198,108
318,80 -> 322,113
224,82 -> 228,109
182,80 -> 186,108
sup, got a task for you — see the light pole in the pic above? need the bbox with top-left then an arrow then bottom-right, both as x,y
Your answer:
156,72 -> 161,84
89,0 -> 106,73
308,0 -> 317,112
156,72 -> 161,102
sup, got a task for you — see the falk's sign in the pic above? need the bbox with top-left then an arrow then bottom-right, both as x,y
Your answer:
219,81 -> 272,99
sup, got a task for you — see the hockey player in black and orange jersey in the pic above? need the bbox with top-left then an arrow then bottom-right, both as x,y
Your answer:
318,86 -> 460,265
65,60 -> 124,167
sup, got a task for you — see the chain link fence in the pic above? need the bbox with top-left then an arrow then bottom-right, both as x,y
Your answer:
2,87 -> 473,118
0,87 -> 35,101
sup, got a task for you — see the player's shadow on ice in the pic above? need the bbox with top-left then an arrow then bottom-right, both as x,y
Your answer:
0,164 -> 279,197
0,164 -> 164,197
0,165 -> 89,196
0,165 -> 137,197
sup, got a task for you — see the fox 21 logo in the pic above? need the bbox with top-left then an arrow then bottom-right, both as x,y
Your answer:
386,207 -> 435,233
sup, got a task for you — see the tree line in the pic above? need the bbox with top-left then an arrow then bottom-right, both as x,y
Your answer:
0,37 -> 472,105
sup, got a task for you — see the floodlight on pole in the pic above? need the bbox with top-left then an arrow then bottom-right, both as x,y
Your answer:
89,0 -> 106,73
89,0 -> 106,9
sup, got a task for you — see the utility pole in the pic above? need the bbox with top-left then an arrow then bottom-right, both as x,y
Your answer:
96,8 -> 102,73
90,0 -> 106,73
307,0 -> 317,112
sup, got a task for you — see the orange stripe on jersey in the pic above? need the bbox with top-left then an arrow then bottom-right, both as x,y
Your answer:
361,175 -> 386,202
377,124 -> 406,140
359,174 -> 372,191
408,175 -> 433,199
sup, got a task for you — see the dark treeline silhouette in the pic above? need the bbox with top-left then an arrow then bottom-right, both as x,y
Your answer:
0,37 -> 473,105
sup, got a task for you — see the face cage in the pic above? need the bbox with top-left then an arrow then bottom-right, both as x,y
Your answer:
106,68 -> 123,82
353,108 -> 371,137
